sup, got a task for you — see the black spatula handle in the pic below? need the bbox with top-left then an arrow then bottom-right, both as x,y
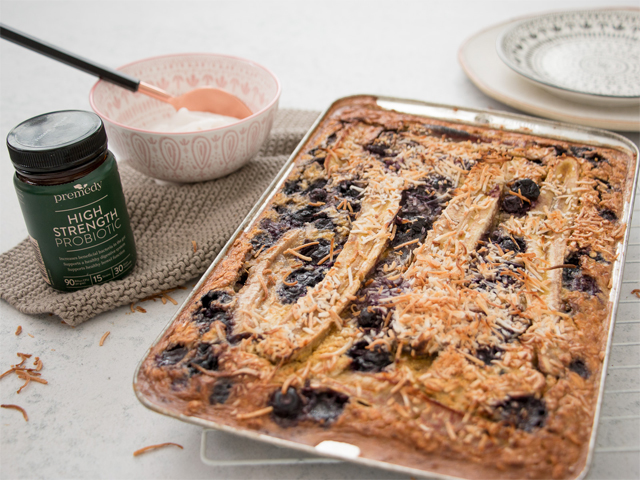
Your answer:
0,23 -> 140,92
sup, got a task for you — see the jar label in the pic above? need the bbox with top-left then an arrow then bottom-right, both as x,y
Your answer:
14,156 -> 137,291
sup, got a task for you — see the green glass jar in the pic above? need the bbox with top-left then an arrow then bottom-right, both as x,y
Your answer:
7,110 -> 137,292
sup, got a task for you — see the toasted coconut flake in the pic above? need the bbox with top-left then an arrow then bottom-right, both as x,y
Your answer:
545,264 -> 578,271
191,240 -> 197,252
1,404 -> 28,421
99,331 -> 111,346
291,241 -> 319,252
632,289 -> 640,298
0,368 -> 16,380
236,406 -> 274,420
285,249 -> 313,262
164,293 -> 178,305
14,326 -> 22,336
133,442 -> 183,457
136,306 -> 147,313
393,238 -> 420,250
507,188 -> 531,204
15,353 -> 31,367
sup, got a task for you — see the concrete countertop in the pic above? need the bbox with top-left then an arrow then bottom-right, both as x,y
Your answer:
1,1 -> 638,479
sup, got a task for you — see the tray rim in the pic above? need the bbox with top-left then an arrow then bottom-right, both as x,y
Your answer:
133,94 -> 640,480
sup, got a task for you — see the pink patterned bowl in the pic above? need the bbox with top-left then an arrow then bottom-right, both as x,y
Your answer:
89,53 -> 280,182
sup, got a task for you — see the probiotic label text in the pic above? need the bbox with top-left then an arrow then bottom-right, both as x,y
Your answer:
14,155 -> 136,291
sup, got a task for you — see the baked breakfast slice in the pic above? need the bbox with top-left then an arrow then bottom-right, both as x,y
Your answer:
136,97 -> 635,480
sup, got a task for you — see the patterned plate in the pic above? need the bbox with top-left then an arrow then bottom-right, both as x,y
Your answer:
497,10 -> 640,104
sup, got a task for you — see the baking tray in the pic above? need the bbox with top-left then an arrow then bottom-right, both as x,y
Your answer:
133,95 -> 639,480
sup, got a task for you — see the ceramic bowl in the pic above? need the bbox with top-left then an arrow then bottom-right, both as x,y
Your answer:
89,53 -> 280,182
496,9 -> 640,107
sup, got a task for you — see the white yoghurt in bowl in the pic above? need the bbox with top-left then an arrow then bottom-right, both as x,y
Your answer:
145,108 -> 240,132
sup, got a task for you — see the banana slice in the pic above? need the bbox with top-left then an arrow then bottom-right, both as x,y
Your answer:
256,175 -> 405,363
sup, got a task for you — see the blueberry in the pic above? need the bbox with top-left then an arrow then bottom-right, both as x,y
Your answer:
572,275 -> 600,295
260,217 -> 289,239
190,343 -> 219,372
552,145 -> 569,157
203,306 -> 232,324
278,267 -> 328,304
392,217 -> 429,248
325,132 -> 338,146
494,235 -> 526,254
283,180 -> 301,195
562,254 -> 600,294
502,195 -> 526,214
569,358 -> 590,379
364,143 -> 389,157
157,345 -> 188,367
201,290 -> 232,309
571,146 -> 605,164
599,209 -> 617,222
303,388 -> 349,424
335,181 -> 362,199
512,179 -> 540,201
423,173 -> 454,193
314,216 -> 335,231
227,332 -> 253,344
475,345 -> 501,365
502,179 -> 540,215
308,189 -> 327,202
210,380 -> 233,404
356,308 -> 385,330
399,188 -> 442,220
235,270 -> 249,290
494,395 -> 547,432
304,178 -> 328,193
288,206 -> 322,225
250,232 -> 272,251
424,124 -> 481,143
270,387 -> 303,419
250,218 -> 289,250
347,341 -> 393,372
298,238 -> 331,264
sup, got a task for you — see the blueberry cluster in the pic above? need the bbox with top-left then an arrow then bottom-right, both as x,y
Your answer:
347,341 -> 393,372
501,179 -> 540,215
562,251 -> 600,295
269,386 -> 349,426
277,266 -> 329,304
493,395 -> 547,432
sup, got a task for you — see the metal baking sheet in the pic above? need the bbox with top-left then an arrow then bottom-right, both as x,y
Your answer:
133,95 -> 640,480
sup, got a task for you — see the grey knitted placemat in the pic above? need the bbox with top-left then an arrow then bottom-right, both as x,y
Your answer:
0,109 -> 320,325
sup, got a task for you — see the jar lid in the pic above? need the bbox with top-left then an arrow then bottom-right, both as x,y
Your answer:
6,110 -> 108,174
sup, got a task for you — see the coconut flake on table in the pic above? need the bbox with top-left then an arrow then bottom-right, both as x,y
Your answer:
145,108 -> 240,132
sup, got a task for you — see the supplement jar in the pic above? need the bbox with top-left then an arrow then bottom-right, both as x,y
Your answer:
7,110 -> 137,292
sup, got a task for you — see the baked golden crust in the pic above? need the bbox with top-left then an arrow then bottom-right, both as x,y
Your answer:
136,97 -> 636,480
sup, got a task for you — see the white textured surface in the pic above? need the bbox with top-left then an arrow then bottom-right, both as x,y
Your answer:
0,1 -> 638,479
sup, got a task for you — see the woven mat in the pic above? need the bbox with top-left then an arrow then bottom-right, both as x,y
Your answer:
0,109 -> 320,326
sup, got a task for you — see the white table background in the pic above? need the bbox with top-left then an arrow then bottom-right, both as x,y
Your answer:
1,1 -> 638,479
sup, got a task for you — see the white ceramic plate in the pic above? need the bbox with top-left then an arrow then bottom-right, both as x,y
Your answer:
458,13 -> 640,132
496,10 -> 640,107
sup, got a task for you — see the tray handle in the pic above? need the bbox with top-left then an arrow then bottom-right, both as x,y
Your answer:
200,429 -> 342,467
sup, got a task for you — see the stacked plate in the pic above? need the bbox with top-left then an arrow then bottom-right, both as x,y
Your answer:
459,9 -> 640,131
